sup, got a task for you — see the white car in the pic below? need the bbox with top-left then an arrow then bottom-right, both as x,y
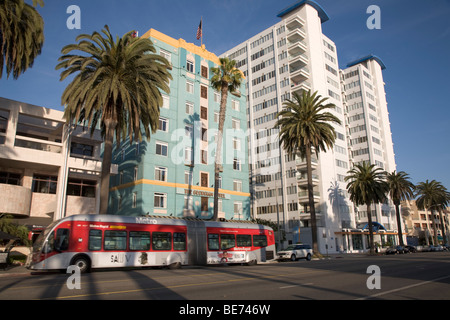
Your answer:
277,244 -> 313,261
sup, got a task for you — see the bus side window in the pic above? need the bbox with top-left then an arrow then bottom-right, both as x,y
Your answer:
220,234 -> 235,250
55,229 -> 70,251
236,234 -> 252,247
208,234 -> 219,250
173,233 -> 186,251
152,232 -> 171,251
89,229 -> 102,251
253,235 -> 267,247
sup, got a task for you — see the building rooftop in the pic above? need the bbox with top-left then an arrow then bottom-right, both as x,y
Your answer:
346,54 -> 387,70
277,0 -> 330,23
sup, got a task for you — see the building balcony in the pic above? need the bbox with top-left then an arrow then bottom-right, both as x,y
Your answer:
295,157 -> 318,170
287,27 -> 306,43
289,52 -> 308,69
291,80 -> 311,96
285,16 -> 306,31
298,190 -> 321,204
290,65 -> 309,84
297,173 -> 319,187
288,40 -> 307,56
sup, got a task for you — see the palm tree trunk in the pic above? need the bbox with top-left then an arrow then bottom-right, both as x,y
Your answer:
213,84 -> 228,221
395,203 -> 405,246
99,120 -> 115,215
305,145 -> 318,254
366,203 -> 375,255
430,208 -> 439,245
438,208 -> 446,245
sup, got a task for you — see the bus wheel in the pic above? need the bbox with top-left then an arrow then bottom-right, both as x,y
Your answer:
168,262 -> 181,270
247,259 -> 257,266
71,255 -> 91,273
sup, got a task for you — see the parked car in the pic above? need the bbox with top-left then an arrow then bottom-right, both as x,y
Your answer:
277,244 -> 313,261
386,246 -> 409,254
405,245 -> 417,253
430,245 -> 444,252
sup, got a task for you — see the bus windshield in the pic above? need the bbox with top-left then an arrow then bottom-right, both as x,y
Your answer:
32,220 -> 59,253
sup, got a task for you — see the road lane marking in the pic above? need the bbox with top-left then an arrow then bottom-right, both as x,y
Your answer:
356,275 -> 450,300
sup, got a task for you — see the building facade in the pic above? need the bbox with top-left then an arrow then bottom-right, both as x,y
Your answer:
108,29 -> 250,220
0,97 -> 105,230
220,0 -> 398,253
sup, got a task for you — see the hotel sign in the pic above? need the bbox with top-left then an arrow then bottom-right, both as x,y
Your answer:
176,187 -> 229,199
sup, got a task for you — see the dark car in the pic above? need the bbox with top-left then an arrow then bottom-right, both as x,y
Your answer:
396,246 -> 409,254
405,245 -> 417,253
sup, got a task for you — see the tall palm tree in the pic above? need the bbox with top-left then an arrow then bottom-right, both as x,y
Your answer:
416,180 -> 449,245
345,162 -> 389,255
56,25 -> 172,215
210,57 -> 243,221
0,0 -> 44,79
386,171 -> 415,246
275,90 -> 341,254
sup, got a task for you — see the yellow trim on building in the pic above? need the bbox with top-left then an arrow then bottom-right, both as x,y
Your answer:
141,28 -> 221,65
110,179 -> 250,198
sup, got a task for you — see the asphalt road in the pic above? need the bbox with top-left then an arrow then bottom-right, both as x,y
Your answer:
1,252 -> 449,304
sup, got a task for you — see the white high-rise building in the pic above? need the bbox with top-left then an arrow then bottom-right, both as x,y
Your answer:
221,0 -> 398,253
342,55 -> 397,231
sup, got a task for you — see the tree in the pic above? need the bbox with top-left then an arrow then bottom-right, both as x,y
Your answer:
345,162 -> 389,255
210,57 -> 243,221
0,0 -> 44,79
415,180 -> 449,245
56,25 -> 172,215
386,171 -> 415,246
275,90 -> 341,254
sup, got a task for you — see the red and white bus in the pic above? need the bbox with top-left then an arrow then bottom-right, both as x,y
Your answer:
27,215 -> 276,273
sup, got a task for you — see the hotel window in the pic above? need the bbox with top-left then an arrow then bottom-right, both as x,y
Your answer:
201,65 -> 208,78
214,92 -> 220,103
201,127 -> 207,141
185,124 -> 193,138
200,85 -> 208,99
132,192 -> 137,209
214,112 -> 219,123
187,60 -> 194,73
233,138 -> 241,151
154,192 -> 167,208
134,166 -> 138,181
162,94 -> 170,109
232,99 -> 239,111
156,141 -> 168,156
201,197 -> 208,213
67,179 -> 96,198
185,147 -> 193,164
233,158 -> 241,171
155,167 -> 167,182
0,172 -> 21,186
160,49 -> 171,62
32,175 -> 57,194
232,118 -> 240,129
184,171 -> 193,185
70,142 -> 94,157
200,106 -> 208,120
234,201 -> 243,219
158,117 -> 168,132
200,172 -> 209,187
186,101 -> 194,115
233,180 -> 242,192
186,81 -> 194,94
201,150 -> 208,164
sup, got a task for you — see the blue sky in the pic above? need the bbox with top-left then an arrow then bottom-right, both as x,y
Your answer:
1,0 -> 449,190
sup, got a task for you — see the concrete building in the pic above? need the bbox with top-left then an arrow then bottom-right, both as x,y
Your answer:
220,0 -> 398,253
0,97 -> 105,230
108,29 -> 250,220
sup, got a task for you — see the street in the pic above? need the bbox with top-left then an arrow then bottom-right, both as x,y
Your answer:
1,252 -> 449,303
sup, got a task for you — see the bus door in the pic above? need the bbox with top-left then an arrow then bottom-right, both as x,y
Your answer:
41,228 -> 70,266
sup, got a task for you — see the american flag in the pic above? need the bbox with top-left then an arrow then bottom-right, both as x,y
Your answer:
196,19 -> 202,40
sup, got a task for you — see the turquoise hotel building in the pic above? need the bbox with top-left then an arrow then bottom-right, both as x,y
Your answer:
108,29 -> 250,220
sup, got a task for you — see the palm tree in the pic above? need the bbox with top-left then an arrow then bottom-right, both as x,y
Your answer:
0,0 -> 44,79
275,90 -> 341,254
210,57 -> 243,221
345,162 -> 389,255
416,180 -> 449,245
56,25 -> 172,215
386,171 -> 415,246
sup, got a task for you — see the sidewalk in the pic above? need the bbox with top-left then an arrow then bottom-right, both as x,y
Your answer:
0,264 -> 31,277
